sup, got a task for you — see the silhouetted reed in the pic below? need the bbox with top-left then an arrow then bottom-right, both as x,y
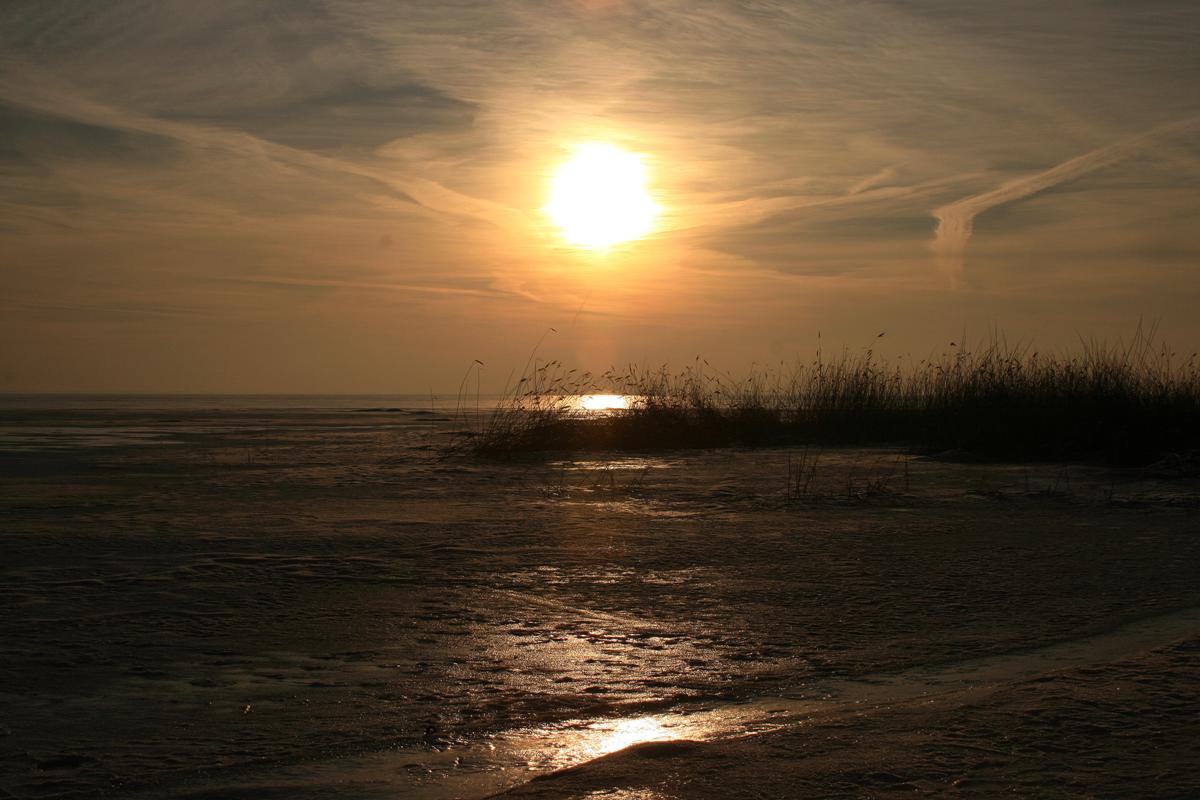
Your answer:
469,328 -> 1200,464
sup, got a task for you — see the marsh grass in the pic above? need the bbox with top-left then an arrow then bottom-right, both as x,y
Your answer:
468,329 -> 1200,464
785,449 -> 911,505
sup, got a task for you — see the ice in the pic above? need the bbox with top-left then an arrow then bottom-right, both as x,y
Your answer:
2,399 -> 1199,798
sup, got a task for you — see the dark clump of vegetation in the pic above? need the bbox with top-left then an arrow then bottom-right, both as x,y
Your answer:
468,330 -> 1200,465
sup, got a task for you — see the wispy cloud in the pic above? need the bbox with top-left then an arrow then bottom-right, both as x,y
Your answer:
932,115 -> 1200,280
225,274 -> 514,301
2,1 -> 1200,389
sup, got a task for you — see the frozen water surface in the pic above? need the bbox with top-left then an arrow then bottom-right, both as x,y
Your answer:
1,397 -> 1198,798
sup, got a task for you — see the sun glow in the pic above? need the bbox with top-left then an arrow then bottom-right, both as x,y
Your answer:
545,143 -> 659,249
578,394 -> 630,411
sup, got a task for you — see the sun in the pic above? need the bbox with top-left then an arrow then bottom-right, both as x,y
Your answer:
544,143 -> 659,250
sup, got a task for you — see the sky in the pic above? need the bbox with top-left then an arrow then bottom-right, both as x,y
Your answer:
1,0 -> 1198,393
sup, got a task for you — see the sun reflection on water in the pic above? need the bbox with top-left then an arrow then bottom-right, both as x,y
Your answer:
593,716 -> 678,755
380,701 -> 804,799
577,394 -> 631,411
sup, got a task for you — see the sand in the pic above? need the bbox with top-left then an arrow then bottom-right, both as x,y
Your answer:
1,398 -> 1198,798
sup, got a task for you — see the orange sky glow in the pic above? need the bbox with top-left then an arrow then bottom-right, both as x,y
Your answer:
1,2 -> 1198,392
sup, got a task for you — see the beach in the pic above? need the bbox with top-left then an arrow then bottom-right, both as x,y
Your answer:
2,397 -> 1198,798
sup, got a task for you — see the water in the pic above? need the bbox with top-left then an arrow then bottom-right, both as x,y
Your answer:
0,394 -> 476,412
2,396 -> 1198,798
0,393 -> 634,451
0,394 -> 475,452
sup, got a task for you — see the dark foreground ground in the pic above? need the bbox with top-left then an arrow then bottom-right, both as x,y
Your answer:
1,402 -> 1198,798
503,635 -> 1200,799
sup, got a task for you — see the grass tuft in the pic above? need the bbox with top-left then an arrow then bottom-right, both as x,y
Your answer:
467,329 -> 1200,464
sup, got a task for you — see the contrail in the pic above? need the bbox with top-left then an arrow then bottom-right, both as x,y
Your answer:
932,115 -> 1200,280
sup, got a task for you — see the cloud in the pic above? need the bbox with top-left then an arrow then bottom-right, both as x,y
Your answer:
848,166 -> 900,196
0,66 -> 442,233
223,274 -> 513,301
0,101 -> 178,165
2,1 -> 1200,389
6,300 -> 211,322
932,115 -> 1200,280
167,82 -> 476,154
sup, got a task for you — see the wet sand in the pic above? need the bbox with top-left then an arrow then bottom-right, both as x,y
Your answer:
1,399 -> 1198,798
